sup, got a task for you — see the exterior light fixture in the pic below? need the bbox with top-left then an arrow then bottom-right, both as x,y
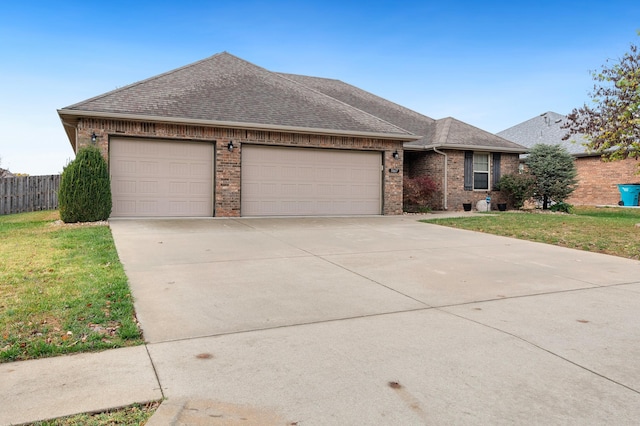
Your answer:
392,150 -> 399,159
91,132 -> 97,143
227,141 -> 234,151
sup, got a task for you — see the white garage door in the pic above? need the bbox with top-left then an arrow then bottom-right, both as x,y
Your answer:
241,145 -> 382,216
110,138 -> 214,217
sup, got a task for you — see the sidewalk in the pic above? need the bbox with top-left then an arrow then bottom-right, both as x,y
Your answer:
0,346 -> 161,425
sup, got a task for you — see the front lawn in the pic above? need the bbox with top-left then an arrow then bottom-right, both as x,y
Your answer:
423,207 -> 640,260
0,211 -> 143,362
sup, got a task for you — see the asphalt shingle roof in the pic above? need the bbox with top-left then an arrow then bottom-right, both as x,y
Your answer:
278,73 -> 436,144
422,117 -> 527,152
59,52 -> 526,153
280,73 -> 525,153
61,52 -> 413,138
498,111 -> 590,156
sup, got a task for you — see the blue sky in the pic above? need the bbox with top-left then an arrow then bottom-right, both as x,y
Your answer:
1,1 -> 639,175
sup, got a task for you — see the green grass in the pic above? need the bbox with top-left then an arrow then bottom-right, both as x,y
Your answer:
0,211 -> 143,363
25,401 -> 160,426
422,206 -> 640,260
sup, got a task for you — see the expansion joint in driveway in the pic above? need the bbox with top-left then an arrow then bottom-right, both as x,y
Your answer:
440,308 -> 640,396
144,344 -> 165,399
145,306 -> 434,345
316,254 -> 430,306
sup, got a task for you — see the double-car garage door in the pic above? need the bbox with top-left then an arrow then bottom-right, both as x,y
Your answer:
110,138 -> 382,217
241,145 -> 381,216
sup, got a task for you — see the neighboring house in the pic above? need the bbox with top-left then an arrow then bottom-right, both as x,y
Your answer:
58,52 -> 526,217
498,111 -> 640,206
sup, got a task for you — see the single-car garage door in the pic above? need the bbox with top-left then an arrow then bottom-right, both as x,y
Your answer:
241,145 -> 382,216
110,138 -> 214,217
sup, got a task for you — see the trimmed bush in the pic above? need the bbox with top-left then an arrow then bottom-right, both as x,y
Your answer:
496,173 -> 535,209
59,146 -> 112,223
550,201 -> 573,213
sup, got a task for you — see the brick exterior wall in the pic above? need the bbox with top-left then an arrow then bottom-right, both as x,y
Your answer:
405,149 -> 520,211
569,156 -> 640,206
404,150 -> 445,210
75,118 -> 404,217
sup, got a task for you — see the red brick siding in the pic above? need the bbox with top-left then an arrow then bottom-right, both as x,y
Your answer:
76,118 -> 404,216
405,149 -> 520,210
569,156 -> 640,205
404,150 -> 445,210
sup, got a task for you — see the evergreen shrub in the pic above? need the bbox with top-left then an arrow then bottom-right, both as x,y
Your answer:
59,145 -> 112,223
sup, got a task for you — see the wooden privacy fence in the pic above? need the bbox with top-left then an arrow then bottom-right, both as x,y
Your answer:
0,175 -> 61,215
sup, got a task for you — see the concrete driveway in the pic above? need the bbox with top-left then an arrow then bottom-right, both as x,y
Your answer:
109,216 -> 640,425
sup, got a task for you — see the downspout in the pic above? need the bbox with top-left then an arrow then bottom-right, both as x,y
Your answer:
433,146 -> 448,210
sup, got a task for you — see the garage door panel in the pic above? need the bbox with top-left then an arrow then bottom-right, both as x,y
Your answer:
139,161 -> 159,175
110,138 -> 213,217
168,181 -> 188,194
139,200 -> 158,214
189,182 -> 210,195
280,166 -> 297,179
139,181 -> 158,194
169,162 -> 189,176
190,163 -> 210,178
112,179 -> 137,194
114,200 -> 136,215
241,146 -> 381,216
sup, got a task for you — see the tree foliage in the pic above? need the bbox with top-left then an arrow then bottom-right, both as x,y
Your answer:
0,156 -> 13,178
59,146 -> 112,223
563,40 -> 640,162
403,175 -> 439,211
525,144 -> 577,209
496,173 -> 536,209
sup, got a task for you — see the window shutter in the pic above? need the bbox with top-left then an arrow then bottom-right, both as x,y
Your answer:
492,153 -> 501,190
464,151 -> 473,191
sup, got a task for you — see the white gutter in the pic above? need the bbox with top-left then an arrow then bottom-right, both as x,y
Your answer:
432,146 -> 448,210
403,144 -> 527,154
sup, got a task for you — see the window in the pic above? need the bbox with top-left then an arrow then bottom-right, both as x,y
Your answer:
473,153 -> 489,190
464,151 -> 491,191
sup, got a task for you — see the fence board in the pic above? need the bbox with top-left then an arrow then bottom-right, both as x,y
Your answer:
0,175 -> 60,215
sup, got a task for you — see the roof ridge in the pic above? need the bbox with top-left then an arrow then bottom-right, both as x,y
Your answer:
498,111 -> 566,134
63,52 -> 232,109
277,72 -> 342,83
277,73 -> 414,136
277,72 -> 436,123
442,116 -> 515,144
435,117 -> 453,144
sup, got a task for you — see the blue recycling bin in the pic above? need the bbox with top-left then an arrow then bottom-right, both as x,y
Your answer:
617,184 -> 640,206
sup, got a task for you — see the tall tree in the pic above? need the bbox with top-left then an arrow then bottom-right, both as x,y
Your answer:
563,39 -> 640,162
526,144 -> 577,209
